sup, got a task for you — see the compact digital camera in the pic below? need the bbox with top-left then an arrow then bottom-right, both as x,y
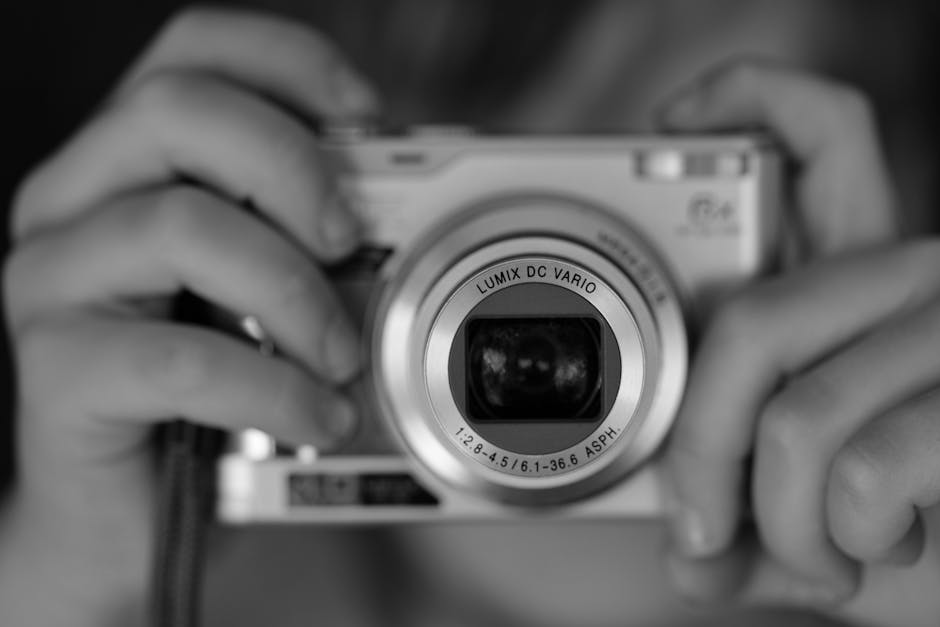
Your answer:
217,128 -> 780,523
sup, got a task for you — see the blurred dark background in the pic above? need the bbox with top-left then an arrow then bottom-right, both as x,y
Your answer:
3,0 -> 939,492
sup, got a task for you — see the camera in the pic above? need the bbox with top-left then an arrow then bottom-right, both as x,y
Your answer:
217,128 -> 780,523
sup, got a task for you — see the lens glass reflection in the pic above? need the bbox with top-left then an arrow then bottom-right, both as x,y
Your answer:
466,317 -> 602,421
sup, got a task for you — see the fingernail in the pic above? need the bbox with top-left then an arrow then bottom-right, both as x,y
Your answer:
331,65 -> 380,114
325,313 -> 361,383
321,193 -> 361,255
674,506 -> 714,557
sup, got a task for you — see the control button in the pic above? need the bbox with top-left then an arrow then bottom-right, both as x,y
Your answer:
638,151 -> 684,179
714,152 -> 748,177
638,151 -> 749,179
296,445 -> 319,464
237,428 -> 276,460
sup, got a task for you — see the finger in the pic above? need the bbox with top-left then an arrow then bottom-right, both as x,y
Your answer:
658,60 -> 897,255
669,522 -> 940,622
13,70 -> 359,257
665,533 -> 756,605
666,551 -> 798,607
14,314 -> 356,458
666,531 -> 852,607
666,241 -> 940,557
750,296 -> 940,588
5,186 -> 360,383
827,387 -> 940,564
668,527 -> 940,617
118,6 -> 379,118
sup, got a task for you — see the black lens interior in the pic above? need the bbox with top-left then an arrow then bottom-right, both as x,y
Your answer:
466,317 -> 602,421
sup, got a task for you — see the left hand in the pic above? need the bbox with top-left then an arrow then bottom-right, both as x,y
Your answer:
659,60 -> 940,624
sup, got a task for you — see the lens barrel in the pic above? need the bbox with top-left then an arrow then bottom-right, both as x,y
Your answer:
372,198 -> 687,504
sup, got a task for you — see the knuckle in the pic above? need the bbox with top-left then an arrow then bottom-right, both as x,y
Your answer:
757,385 -> 827,459
3,245 -> 35,328
831,84 -> 876,130
830,440 -> 887,512
124,70 -> 205,118
706,288 -> 771,349
160,5 -> 220,41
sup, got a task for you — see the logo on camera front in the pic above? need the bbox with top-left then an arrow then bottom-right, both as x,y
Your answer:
676,192 -> 740,237
475,262 -> 598,296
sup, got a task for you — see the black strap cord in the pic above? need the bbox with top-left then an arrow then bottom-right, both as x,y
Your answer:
151,293 -> 236,627
151,421 -> 224,627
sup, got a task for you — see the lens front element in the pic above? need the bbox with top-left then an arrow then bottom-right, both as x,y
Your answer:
429,254 -> 641,473
467,317 -> 602,421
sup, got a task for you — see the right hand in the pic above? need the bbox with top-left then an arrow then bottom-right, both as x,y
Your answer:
0,8 -> 377,625
658,60 -> 940,625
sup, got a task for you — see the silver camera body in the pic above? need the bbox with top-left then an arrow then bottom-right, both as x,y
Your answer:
217,129 -> 780,524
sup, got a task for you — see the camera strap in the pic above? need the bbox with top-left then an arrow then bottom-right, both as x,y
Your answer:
151,420 -> 222,627
151,292 -> 268,626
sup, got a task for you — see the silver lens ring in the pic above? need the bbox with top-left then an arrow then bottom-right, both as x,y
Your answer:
426,249 -> 647,476
372,196 -> 687,505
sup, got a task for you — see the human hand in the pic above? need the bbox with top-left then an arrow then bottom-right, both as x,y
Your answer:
1,7 -> 377,625
660,61 -> 940,625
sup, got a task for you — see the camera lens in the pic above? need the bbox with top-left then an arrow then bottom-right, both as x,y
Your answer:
466,317 -> 602,421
